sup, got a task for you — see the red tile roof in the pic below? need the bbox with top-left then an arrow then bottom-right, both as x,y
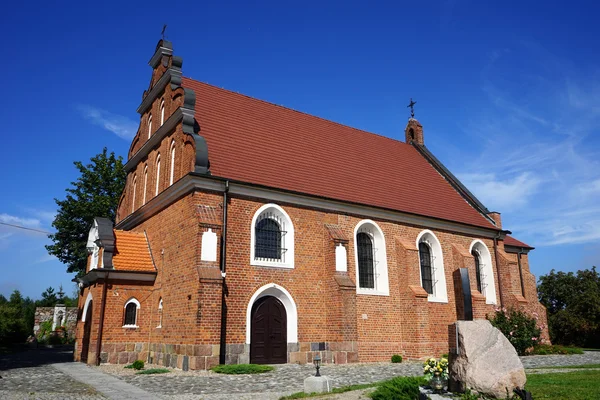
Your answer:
112,230 -> 155,272
183,78 -> 497,230
504,235 -> 533,249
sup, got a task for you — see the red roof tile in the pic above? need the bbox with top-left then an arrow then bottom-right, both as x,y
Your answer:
504,235 -> 533,249
112,230 -> 155,272
183,78 -> 496,230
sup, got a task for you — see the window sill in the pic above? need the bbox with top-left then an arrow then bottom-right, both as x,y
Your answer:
251,260 -> 294,269
122,325 -> 139,329
427,296 -> 448,303
356,289 -> 389,296
486,299 -> 497,305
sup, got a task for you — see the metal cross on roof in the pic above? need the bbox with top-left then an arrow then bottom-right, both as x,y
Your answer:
407,98 -> 417,118
161,24 -> 168,40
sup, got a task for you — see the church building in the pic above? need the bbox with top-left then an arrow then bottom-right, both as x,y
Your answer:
74,40 -> 549,370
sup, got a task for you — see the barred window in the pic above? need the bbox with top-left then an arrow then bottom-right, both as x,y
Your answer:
124,303 -> 137,326
354,220 -> 389,295
419,242 -> 434,295
357,232 -> 375,289
472,250 -> 483,293
251,204 -> 294,268
255,215 -> 286,260
123,298 -> 140,327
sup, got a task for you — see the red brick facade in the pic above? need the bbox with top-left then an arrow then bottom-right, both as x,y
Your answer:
74,40 -> 549,369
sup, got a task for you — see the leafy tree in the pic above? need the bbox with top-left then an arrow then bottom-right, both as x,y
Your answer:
46,148 -> 126,276
538,266 -> 600,347
0,290 -> 34,344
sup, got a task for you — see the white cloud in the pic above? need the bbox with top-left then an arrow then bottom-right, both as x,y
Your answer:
451,42 -> 600,248
0,213 -> 41,228
30,254 -> 58,265
458,172 -> 540,211
77,105 -> 138,140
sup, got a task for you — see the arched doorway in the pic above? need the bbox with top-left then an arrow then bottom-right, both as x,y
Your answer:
81,300 -> 93,363
250,296 -> 287,364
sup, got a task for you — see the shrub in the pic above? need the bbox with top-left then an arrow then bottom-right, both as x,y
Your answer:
132,360 -> 145,370
136,368 -> 170,375
529,344 -> 584,355
48,334 -> 63,345
391,354 -> 403,363
370,376 -> 427,400
488,307 -> 541,355
211,364 -> 274,374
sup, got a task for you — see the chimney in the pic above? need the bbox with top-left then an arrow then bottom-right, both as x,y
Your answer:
405,118 -> 424,145
487,212 -> 502,229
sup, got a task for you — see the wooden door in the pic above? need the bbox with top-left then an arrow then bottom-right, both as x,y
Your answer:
81,301 -> 93,363
250,296 -> 287,364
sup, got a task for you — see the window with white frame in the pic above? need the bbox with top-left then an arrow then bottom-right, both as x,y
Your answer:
147,115 -> 152,139
469,240 -> 497,304
169,140 -> 175,185
142,165 -> 148,205
160,99 -> 165,125
155,154 -> 161,196
123,298 -> 140,327
250,204 -> 294,268
354,220 -> 389,295
157,298 -> 163,328
416,230 -> 448,302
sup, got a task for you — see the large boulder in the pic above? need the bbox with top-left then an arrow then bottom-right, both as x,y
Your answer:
450,320 -> 526,398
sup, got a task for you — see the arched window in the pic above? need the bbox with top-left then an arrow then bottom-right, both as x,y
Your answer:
123,298 -> 140,327
131,175 -> 137,213
250,204 -> 294,268
160,99 -> 165,125
147,115 -> 152,139
155,154 -> 161,196
353,220 -> 389,295
157,298 -> 163,328
356,233 -> 375,289
169,140 -> 176,185
142,165 -> 148,205
416,230 -> 448,302
472,249 -> 483,293
419,242 -> 433,295
469,240 -> 497,304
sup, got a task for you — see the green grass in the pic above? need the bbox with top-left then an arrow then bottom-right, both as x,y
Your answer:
136,368 -> 170,375
280,377 -> 427,400
528,363 -> 600,370
526,370 -> 600,399
280,382 -> 379,399
210,364 -> 274,374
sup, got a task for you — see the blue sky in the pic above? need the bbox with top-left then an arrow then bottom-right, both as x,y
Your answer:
1,1 -> 599,299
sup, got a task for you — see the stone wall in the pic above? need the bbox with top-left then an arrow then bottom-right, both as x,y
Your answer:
34,305 -> 77,338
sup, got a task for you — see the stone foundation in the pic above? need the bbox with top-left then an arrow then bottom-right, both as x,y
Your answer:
100,342 -> 220,371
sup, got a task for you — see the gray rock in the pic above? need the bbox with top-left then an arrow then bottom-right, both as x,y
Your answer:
450,320 -> 526,399
304,376 -> 331,394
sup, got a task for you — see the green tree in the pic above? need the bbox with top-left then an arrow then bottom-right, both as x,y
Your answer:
38,286 -> 57,307
538,266 -> 600,347
46,148 -> 126,276
0,290 -> 34,344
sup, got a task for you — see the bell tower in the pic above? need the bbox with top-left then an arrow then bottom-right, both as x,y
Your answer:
405,118 -> 424,145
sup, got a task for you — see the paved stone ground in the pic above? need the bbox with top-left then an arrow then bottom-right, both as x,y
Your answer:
2,347 -> 600,400
0,347 -> 103,400
519,351 -> 600,369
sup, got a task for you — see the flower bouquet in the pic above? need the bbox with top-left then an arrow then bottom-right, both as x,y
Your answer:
423,357 -> 448,391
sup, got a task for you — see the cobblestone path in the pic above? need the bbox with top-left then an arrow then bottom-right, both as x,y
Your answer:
0,347 -> 103,400
2,347 -> 600,400
114,351 -> 600,399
